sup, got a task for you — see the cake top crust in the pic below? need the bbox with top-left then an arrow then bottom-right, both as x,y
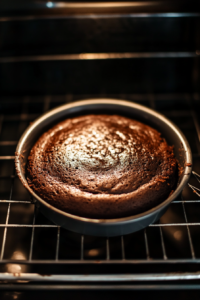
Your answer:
27,115 -> 176,198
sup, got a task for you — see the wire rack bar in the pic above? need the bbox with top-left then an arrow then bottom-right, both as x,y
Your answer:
0,52 -> 197,64
106,238 -> 110,260
0,200 -> 31,203
182,202 -> 196,259
173,200 -> 200,203
0,141 -> 17,146
0,175 -> 16,179
0,107 -> 14,260
0,109 -> 185,119
150,223 -> 200,227
29,201 -> 36,260
1,272 -> 200,282
191,109 -> 200,143
0,156 -> 15,160
81,235 -> 84,260
55,226 -> 60,261
0,199 -> 199,204
0,225 -> 58,227
65,93 -> 73,103
0,115 -> 3,135
0,223 -> 199,228
159,227 -> 167,260
148,99 -> 168,261
4,114 -> 38,121
0,93 -> 196,103
1,12 -> 200,23
121,236 -> 125,260
0,168 -> 14,260
1,93 -> 198,102
149,93 -> 156,110
0,203 -> 11,260
144,229 -> 150,260
1,284 -> 200,291
2,258 -> 200,264
193,171 -> 200,184
43,95 -> 51,112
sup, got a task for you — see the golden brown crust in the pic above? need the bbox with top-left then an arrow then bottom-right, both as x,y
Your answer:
27,115 -> 177,218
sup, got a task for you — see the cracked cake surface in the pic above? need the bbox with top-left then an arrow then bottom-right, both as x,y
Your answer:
27,114 -> 177,218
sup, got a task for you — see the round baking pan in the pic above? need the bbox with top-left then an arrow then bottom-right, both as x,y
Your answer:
15,99 -> 192,237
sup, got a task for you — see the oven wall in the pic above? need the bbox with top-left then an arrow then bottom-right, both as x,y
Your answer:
0,13 -> 200,95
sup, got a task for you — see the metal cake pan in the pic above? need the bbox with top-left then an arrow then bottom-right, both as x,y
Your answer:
15,99 -> 192,237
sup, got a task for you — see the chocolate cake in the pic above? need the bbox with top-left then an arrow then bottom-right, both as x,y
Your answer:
27,115 -> 177,218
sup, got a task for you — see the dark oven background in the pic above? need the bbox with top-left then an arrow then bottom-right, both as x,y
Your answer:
0,0 -> 200,296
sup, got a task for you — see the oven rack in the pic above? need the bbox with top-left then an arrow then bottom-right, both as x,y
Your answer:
0,93 -> 200,290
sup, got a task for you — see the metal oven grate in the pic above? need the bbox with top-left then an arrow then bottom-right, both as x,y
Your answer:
0,94 -> 200,290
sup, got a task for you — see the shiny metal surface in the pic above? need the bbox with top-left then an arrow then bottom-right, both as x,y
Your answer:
15,99 -> 192,236
2,271 -> 200,281
0,52 -> 198,64
188,171 -> 200,197
1,1 -> 200,18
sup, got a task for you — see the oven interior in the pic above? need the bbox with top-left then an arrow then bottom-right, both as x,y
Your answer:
0,0 -> 200,295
